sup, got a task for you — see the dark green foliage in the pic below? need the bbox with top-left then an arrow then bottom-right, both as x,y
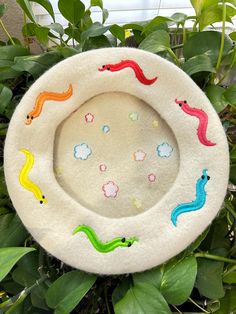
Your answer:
0,0 -> 236,313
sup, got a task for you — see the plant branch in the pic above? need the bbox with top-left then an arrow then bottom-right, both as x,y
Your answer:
188,297 -> 210,313
216,0 -> 226,72
195,252 -> 236,264
0,19 -> 15,45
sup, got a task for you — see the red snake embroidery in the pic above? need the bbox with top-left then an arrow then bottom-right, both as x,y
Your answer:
98,60 -> 158,85
175,99 -> 216,147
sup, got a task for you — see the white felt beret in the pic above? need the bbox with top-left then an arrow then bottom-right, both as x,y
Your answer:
4,47 -> 229,275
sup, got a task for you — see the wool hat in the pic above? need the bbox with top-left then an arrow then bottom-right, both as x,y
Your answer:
4,47 -> 229,275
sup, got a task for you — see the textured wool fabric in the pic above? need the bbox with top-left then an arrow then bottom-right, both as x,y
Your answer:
4,48 -> 229,275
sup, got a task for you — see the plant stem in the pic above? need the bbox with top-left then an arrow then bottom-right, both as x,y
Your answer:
49,37 -> 60,47
216,0 -> 226,72
172,43 -> 184,50
195,252 -> 236,264
225,201 -> 236,220
167,48 -> 180,66
192,19 -> 198,32
0,19 -> 15,45
182,24 -> 186,44
104,285 -> 111,314
172,304 -> 183,314
188,297 -> 210,314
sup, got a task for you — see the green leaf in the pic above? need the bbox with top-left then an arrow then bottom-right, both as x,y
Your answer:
205,85 -> 228,113
160,256 -> 197,305
58,0 -> 85,26
230,164 -> 236,184
0,247 -> 35,282
133,267 -> 162,290
139,30 -> 170,53
224,83 -> 236,105
102,8 -> 109,24
81,22 -> 110,42
230,31 -> 236,40
114,283 -> 171,314
29,0 -> 55,22
90,0 -> 103,9
46,23 -> 64,36
171,13 -> 188,24
195,258 -> 225,299
0,45 -> 29,60
123,23 -> 144,32
112,277 -> 131,306
184,31 -> 232,65
223,272 -> 236,283
230,145 -> 236,162
110,24 -> 125,42
215,287 -> 236,314
82,35 -> 111,51
0,84 -> 12,114
191,0 -> 218,15
0,4 -> 7,18
182,54 -> 215,76
0,214 -> 28,247
34,26 -> 49,46
46,270 -> 96,314
199,5 -> 233,31
16,0 -> 36,23
142,16 -> 172,34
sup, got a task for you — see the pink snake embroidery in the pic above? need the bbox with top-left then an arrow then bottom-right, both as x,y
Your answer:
175,99 -> 216,147
98,60 -> 158,85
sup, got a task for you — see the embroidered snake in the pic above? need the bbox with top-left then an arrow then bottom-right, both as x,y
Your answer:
175,99 -> 216,146
171,169 -> 210,226
19,149 -> 47,204
25,84 -> 73,125
73,224 -> 138,253
98,60 -> 158,85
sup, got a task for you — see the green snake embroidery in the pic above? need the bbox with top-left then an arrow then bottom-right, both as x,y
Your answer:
73,225 -> 138,253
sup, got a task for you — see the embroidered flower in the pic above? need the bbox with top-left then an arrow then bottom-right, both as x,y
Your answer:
129,112 -> 139,121
85,113 -> 94,123
99,164 -> 107,172
152,119 -> 159,128
132,198 -> 142,209
148,173 -> 156,182
102,125 -> 110,133
102,181 -> 119,198
74,143 -> 92,160
133,149 -> 146,161
157,142 -> 173,158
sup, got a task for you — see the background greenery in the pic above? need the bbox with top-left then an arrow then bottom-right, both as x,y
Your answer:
0,0 -> 236,313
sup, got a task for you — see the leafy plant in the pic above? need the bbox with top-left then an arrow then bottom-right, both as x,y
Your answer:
0,0 -> 236,313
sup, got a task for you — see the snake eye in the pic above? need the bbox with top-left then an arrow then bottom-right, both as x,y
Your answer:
179,104 -> 182,107
31,116 -> 33,120
207,176 -> 210,180
40,200 -> 43,204
184,100 -> 187,103
121,237 -> 126,243
107,67 -> 110,71
42,195 -> 45,199
27,115 -> 29,119
127,242 -> 132,247
102,65 -> 105,68
201,175 -> 205,180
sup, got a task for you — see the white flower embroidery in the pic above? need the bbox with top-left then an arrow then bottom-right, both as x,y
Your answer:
85,113 -> 94,123
148,173 -> 156,182
74,143 -> 92,160
157,142 -> 173,158
134,149 -> 146,161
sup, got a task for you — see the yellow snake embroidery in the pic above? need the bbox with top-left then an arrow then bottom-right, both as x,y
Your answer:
19,149 -> 47,204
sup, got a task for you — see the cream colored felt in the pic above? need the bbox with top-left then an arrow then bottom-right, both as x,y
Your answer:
4,48 -> 229,275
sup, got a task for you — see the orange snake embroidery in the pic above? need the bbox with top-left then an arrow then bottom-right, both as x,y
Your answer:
25,84 -> 73,125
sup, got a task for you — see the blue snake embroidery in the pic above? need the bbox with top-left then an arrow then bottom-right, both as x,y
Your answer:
171,169 -> 210,226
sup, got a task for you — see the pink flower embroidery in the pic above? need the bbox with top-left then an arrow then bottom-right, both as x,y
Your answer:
133,149 -> 146,161
148,173 -> 156,182
85,113 -> 94,123
102,181 -> 119,198
99,164 -> 107,172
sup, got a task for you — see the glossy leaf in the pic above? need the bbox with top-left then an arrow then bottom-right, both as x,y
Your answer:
58,0 -> 85,25
184,31 -> 232,65
215,287 -> 236,314
34,26 -> 49,46
29,0 -> 55,22
190,0 -> 215,15
91,0 -> 103,9
0,4 -> 7,18
0,84 -> 12,114
102,8 -> 109,24
223,272 -> 236,283
0,247 -> 35,282
110,24 -> 125,42
16,0 -> 36,23
114,283 -> 171,314
81,22 -> 110,42
133,267 -> 162,289
139,30 -> 170,53
182,54 -> 215,76
196,258 -> 225,299
224,83 -> 236,105
0,45 -> 29,60
82,35 -> 111,51
142,16 -> 171,34
46,270 -> 96,314
205,85 -> 228,113
171,12 -> 188,24
160,255 -> 197,305
230,31 -> 236,40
